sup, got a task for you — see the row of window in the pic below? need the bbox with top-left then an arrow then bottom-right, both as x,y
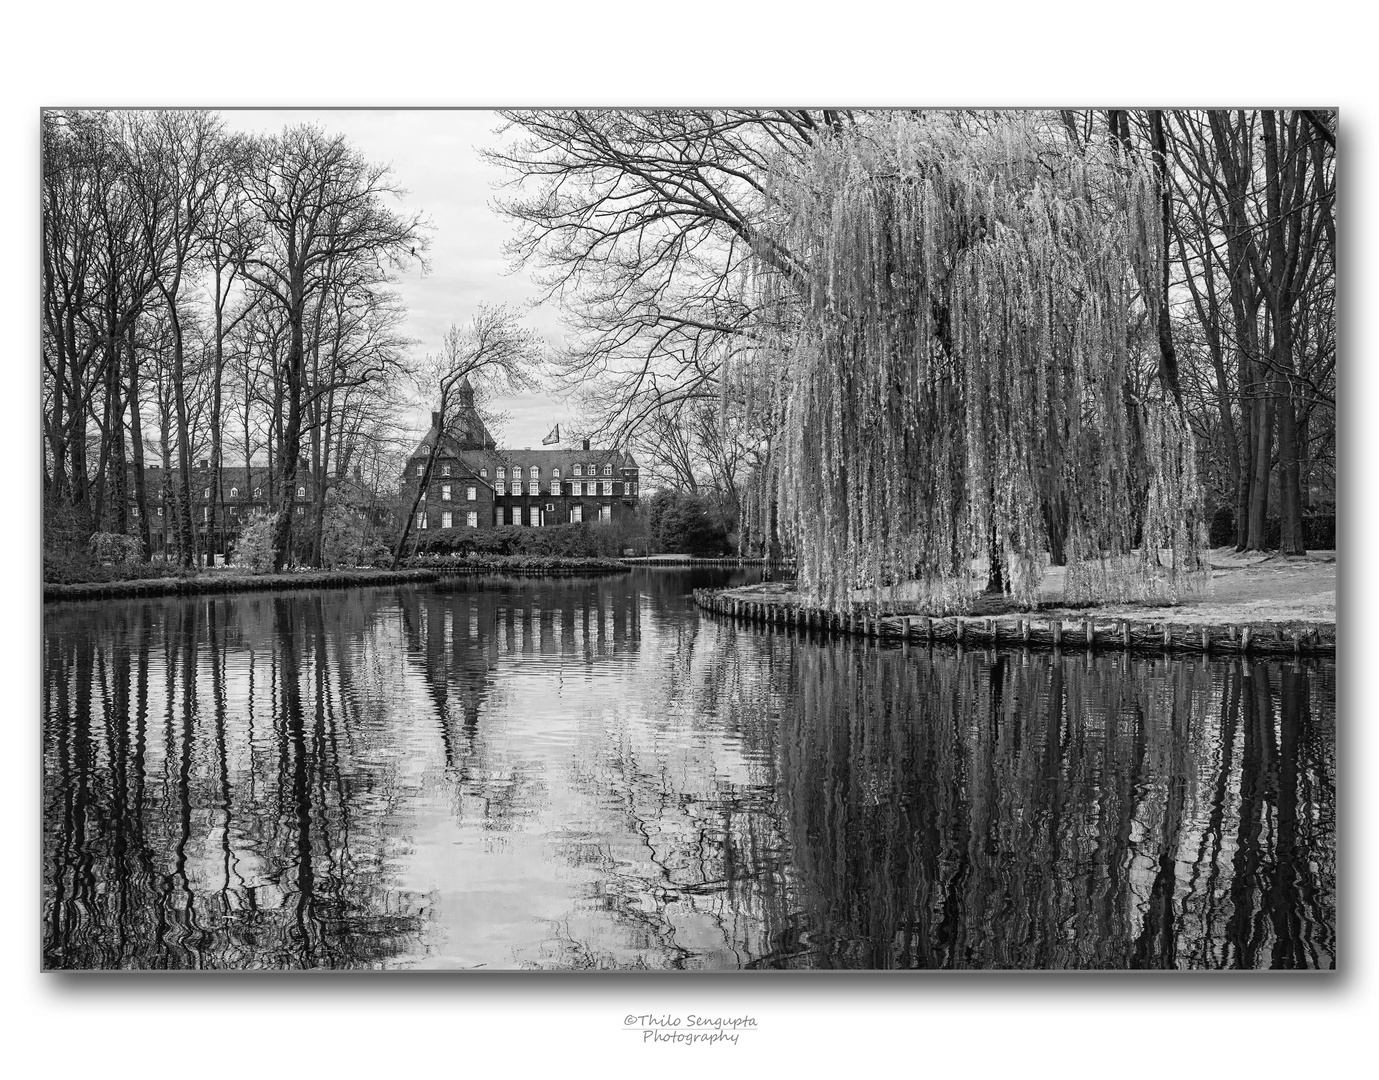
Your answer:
178,505 -> 310,522
415,505 -> 615,529
488,480 -> 632,497
194,486 -> 306,500
416,461 -> 623,481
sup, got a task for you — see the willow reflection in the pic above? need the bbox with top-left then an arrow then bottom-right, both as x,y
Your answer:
768,642 -> 1334,969
43,573 -> 1334,970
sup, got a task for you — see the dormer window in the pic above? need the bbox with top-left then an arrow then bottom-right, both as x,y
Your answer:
529,466 -> 539,479
203,487 -> 210,499
297,486 -> 306,498
253,487 -> 261,498
603,464 -> 612,475
440,462 -> 451,477
230,487 -> 238,498
573,464 -> 582,476
480,468 -> 488,479
497,466 -> 506,479
416,462 -> 424,476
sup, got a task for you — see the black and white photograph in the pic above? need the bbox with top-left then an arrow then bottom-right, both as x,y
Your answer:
38,105 -> 1337,973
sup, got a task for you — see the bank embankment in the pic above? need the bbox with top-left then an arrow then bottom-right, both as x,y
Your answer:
694,552 -> 1337,655
44,559 -> 631,603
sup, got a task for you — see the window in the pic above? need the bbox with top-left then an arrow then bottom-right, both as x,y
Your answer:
441,483 -> 452,502
600,505 -> 612,523
441,510 -> 452,529
466,511 -> 478,529
528,481 -> 539,496
604,464 -> 612,475
570,481 -> 580,497
297,485 -> 305,498
496,481 -> 506,496
203,487 -> 210,499
466,486 -> 476,501
553,468 -> 561,479
417,510 -> 427,530
602,481 -> 613,496
230,487 -> 238,498
571,504 -> 582,523
253,487 -> 261,498
203,506 -> 209,522
529,506 -> 540,526
630,481 -> 637,495
156,505 -> 163,516
529,466 -> 539,479
573,463 -> 582,476
497,466 -> 506,479
416,462 -> 425,476
440,462 -> 451,477
296,506 -> 304,516
480,468 -> 488,479
550,480 -> 560,495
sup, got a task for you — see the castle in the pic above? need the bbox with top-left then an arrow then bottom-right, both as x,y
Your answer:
405,378 -> 640,530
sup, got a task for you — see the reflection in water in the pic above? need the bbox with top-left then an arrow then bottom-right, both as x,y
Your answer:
44,571 -> 1334,969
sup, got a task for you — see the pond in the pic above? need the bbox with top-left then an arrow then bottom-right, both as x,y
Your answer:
43,569 -> 1335,970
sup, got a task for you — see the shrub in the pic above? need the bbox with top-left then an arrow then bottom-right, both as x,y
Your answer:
235,511 -> 279,573
1208,505 -> 1236,548
89,532 -> 142,566
647,491 -> 731,556
321,504 -> 390,568
410,522 -> 633,559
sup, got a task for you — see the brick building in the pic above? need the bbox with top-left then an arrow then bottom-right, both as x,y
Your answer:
406,379 -> 640,531
129,460 -> 358,557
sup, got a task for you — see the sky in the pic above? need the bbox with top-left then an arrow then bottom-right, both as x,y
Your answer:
223,109 -> 578,451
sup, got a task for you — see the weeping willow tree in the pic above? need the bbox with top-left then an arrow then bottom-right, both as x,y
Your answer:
750,114 -> 1207,614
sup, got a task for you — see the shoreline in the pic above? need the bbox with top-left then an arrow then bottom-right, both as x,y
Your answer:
694,585 -> 1336,656
43,562 -> 632,603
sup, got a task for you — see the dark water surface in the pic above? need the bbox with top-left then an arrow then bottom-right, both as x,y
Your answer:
43,569 -> 1335,970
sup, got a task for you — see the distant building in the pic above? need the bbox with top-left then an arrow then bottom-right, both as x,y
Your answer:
405,379 -> 639,530
129,460 -> 382,556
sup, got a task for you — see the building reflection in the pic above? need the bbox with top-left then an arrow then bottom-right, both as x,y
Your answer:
43,578 -> 1334,970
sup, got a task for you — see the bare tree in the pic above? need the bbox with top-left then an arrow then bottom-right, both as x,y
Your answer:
231,125 -> 428,571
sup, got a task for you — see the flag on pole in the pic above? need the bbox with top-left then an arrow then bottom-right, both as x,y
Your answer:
542,423 -> 560,446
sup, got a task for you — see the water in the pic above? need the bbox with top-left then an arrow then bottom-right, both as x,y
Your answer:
42,569 -> 1335,970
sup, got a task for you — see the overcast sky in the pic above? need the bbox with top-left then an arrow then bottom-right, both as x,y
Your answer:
223,109 -> 577,451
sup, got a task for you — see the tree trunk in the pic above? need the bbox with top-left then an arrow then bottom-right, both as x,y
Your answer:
392,423 -> 443,570
170,312 -> 197,569
270,282 -> 305,573
1245,365 -> 1274,550
127,323 -> 151,560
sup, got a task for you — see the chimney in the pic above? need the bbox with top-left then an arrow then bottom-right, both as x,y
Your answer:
431,410 -> 440,429
582,438 -> 590,451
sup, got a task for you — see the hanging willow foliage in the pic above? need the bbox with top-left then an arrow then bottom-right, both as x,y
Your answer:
750,114 -> 1208,613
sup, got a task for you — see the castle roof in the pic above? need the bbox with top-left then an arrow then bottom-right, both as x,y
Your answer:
408,410 -> 637,477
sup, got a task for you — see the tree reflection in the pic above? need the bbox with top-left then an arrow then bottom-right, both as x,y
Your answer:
44,574 -> 1334,970
44,591 -> 431,969
768,644 -> 1334,969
